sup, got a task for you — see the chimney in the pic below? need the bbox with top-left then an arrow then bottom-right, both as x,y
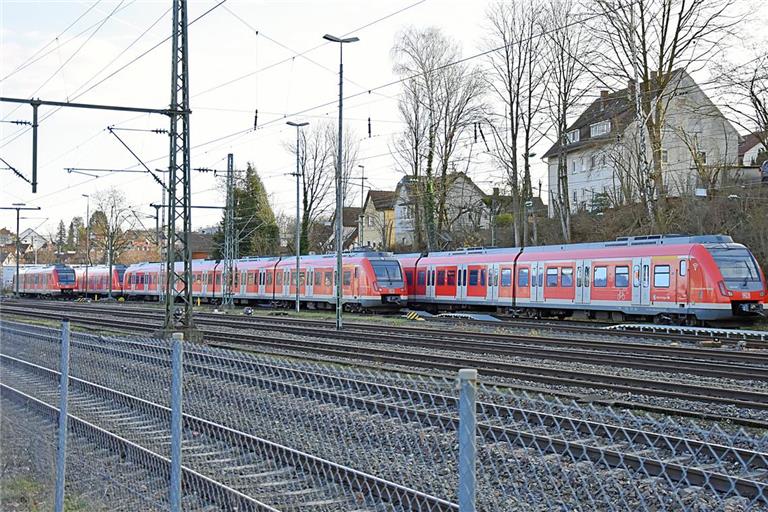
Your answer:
600,90 -> 609,99
600,90 -> 609,111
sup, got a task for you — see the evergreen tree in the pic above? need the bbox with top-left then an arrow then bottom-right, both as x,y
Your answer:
55,220 -> 67,261
213,163 -> 279,258
66,221 -> 75,250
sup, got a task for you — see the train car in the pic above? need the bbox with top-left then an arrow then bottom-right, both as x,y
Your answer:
123,251 -> 407,311
13,264 -> 77,297
74,265 -> 126,297
398,235 -> 765,323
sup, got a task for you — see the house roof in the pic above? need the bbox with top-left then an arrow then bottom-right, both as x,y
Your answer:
366,190 -> 396,210
543,69 -> 687,159
739,131 -> 766,156
341,207 -> 362,227
188,232 -> 214,254
0,227 -> 12,236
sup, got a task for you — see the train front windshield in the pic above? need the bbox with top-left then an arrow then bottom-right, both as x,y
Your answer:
57,269 -> 76,285
370,260 -> 404,287
710,248 -> 761,284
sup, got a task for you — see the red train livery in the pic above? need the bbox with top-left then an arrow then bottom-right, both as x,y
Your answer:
122,251 -> 407,311
74,265 -> 126,297
13,264 -> 77,296
398,235 -> 765,323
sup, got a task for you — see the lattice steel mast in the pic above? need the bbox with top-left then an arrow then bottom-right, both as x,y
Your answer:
164,0 -> 198,340
221,153 -> 235,309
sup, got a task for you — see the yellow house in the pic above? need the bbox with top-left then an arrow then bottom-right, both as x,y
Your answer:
359,190 -> 396,250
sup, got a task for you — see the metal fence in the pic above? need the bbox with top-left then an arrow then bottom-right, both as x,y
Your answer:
1,319 -> 766,511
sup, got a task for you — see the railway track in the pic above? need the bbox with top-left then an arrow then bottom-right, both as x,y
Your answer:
1,334 -> 454,511
2,322 -> 766,508
2,303 -> 767,428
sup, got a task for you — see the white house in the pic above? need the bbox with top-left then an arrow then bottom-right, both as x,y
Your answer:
544,70 -> 740,216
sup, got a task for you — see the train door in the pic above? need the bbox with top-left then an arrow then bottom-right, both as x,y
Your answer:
631,257 -> 651,306
306,267 -> 313,297
455,264 -> 466,300
487,264 -> 499,303
676,257 -> 689,306
575,259 -> 591,304
426,264 -> 436,299
531,261 -> 545,303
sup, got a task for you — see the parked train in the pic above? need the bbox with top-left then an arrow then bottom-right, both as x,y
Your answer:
74,265 -> 126,297
12,264 -> 77,296
397,234 -> 766,323
121,251 -> 407,311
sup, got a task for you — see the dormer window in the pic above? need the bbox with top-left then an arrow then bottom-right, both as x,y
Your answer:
590,120 -> 611,137
566,130 -> 579,144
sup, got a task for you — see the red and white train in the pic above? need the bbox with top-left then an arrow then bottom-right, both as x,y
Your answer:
397,234 -> 766,323
13,264 -> 77,296
121,252 -> 407,311
74,265 -> 126,297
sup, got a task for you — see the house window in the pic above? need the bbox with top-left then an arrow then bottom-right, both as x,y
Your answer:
566,129 -> 579,144
573,190 -> 578,202
661,150 -> 669,164
654,265 -> 670,288
590,154 -> 597,169
590,120 -> 611,137
546,268 -> 558,287
594,266 -> 608,287
615,266 -> 629,288
695,151 -> 707,164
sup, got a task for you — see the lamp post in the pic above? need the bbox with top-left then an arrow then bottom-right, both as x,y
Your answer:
287,121 -> 309,314
323,33 -> 359,331
357,164 -> 366,248
1,203 -> 41,295
82,194 -> 90,296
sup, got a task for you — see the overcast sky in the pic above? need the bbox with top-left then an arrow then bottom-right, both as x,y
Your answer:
2,0 -> 767,237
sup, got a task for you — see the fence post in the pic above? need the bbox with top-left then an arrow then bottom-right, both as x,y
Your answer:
170,332 -> 184,512
54,319 -> 71,512
458,368 -> 477,512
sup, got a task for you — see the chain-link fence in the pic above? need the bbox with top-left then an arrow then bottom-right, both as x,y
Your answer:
1,319 -> 766,511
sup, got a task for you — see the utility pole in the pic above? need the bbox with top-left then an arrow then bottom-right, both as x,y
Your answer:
82,194 -> 90,296
163,0 -> 198,340
287,121 -> 309,314
1,204 -> 41,295
357,164 -> 367,248
323,33 -> 359,331
222,153 -> 235,309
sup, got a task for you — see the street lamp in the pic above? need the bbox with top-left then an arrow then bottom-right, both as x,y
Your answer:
1,203 -> 41,295
323,32 -> 359,331
287,120 -> 309,314
357,165 -> 366,248
82,194 -> 90,296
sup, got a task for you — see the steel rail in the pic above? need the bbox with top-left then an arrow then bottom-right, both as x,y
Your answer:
3,302 -> 766,379
0,351 -> 458,512
3,333 -> 766,503
3,315 -> 767,430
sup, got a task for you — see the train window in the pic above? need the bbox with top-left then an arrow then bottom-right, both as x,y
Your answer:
501,269 -> 512,287
343,271 -> 352,286
300,271 -> 306,285
276,272 -> 282,286
633,265 -> 640,287
469,270 -> 479,286
325,271 -> 332,286
643,265 -> 649,287
546,268 -> 558,287
480,270 -> 486,286
593,267 -> 608,287
576,267 -> 582,287
354,267 -> 359,278
561,267 -> 574,287
615,266 -> 629,287
437,270 -> 445,286
653,265 -> 670,288
314,272 -> 322,286
679,260 -> 687,277
405,270 -> 413,286
447,270 -> 456,286
518,268 -> 529,287
584,266 -> 590,287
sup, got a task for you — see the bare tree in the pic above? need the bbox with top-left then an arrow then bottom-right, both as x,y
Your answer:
543,0 -> 595,242
485,0 -> 549,247
591,0 -> 739,227
91,187 -> 135,298
392,26 -> 484,250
